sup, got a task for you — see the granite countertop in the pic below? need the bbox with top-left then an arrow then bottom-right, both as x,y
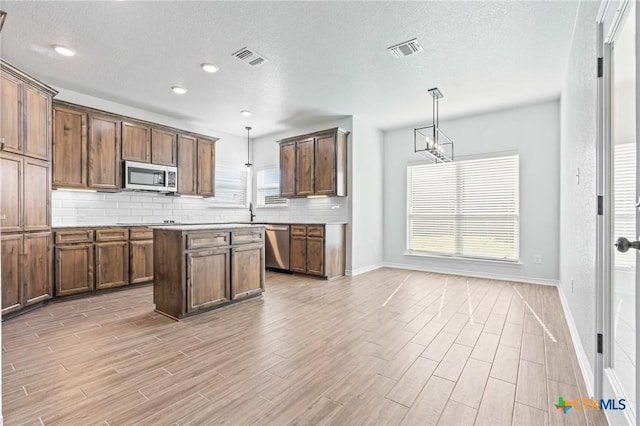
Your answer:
150,223 -> 266,231
53,221 -> 347,229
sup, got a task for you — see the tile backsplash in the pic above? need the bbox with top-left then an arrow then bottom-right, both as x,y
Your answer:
52,190 -> 348,226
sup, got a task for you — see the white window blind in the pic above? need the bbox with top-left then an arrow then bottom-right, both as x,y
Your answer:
210,165 -> 248,207
614,143 -> 636,269
407,155 -> 519,261
256,167 -> 287,207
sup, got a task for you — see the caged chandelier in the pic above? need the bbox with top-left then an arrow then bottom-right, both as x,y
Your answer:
414,87 -> 453,163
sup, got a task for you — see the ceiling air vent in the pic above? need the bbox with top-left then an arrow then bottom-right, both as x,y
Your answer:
387,38 -> 423,58
232,47 -> 268,67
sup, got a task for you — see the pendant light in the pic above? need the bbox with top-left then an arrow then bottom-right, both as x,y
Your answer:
414,87 -> 454,163
244,126 -> 252,168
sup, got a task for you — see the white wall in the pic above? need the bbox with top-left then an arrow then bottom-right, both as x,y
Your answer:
383,100 -> 561,285
558,0 -> 600,392
349,117 -> 384,275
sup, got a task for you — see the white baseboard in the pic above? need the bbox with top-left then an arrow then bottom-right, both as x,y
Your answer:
557,282 -> 594,396
346,262 -> 384,276
382,262 -> 559,286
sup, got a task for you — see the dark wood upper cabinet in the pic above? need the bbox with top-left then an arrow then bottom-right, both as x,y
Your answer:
0,153 -> 23,233
24,86 -> 51,160
277,128 -> 348,198
0,73 -> 22,154
88,114 -> 121,191
122,122 -> 151,163
314,133 -> 337,196
53,106 -> 87,188
177,134 -> 197,195
0,60 -> 56,159
151,128 -> 177,166
295,138 -> 315,196
23,157 -> 51,231
279,141 -> 296,197
197,138 -> 215,197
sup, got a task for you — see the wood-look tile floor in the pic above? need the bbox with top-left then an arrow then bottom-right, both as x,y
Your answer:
2,269 -> 608,426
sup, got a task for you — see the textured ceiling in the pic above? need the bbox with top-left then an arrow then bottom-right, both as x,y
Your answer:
0,1 -> 579,138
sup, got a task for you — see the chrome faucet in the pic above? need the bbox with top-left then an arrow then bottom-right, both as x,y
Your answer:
249,202 -> 256,222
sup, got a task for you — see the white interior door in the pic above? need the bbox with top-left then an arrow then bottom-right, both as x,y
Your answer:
599,1 -> 637,424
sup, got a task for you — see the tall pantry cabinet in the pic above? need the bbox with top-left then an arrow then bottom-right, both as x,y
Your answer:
0,60 -> 57,316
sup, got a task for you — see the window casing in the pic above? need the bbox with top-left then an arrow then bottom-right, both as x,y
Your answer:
256,167 -> 288,207
407,155 -> 519,262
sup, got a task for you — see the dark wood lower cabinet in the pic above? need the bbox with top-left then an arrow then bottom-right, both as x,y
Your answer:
287,224 -> 345,279
231,244 -> 264,300
306,237 -> 324,276
290,236 -> 307,273
55,244 -> 94,296
95,242 -> 129,290
187,249 -> 230,311
130,240 -> 153,284
24,232 -> 52,304
1,234 -> 23,314
2,232 -> 52,315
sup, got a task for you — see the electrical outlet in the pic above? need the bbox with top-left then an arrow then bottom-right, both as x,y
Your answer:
534,255 -> 542,264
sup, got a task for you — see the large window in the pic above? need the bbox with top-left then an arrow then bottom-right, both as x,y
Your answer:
407,155 -> 519,261
256,167 -> 287,207
210,165 -> 248,207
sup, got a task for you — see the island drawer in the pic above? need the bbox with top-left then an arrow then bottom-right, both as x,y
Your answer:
186,231 -> 230,250
291,225 -> 307,236
95,228 -> 129,242
306,226 -> 324,238
231,229 -> 264,245
54,229 -> 94,244
130,227 -> 153,240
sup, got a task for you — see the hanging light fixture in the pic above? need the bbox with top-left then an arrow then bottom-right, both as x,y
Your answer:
244,126 -> 252,168
414,87 -> 454,163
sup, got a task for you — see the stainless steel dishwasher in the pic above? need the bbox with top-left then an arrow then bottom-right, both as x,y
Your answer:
265,224 -> 290,271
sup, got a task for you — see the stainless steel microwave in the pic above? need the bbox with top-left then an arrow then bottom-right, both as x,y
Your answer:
124,161 -> 177,192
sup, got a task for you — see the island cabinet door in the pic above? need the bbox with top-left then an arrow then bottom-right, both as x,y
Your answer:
231,244 -> 264,300
186,248 -> 230,312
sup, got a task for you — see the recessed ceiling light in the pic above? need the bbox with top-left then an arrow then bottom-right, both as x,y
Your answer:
171,86 -> 187,95
201,63 -> 219,73
53,45 -> 76,57
240,110 -> 252,117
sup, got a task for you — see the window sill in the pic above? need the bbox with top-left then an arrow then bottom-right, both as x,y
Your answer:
256,204 -> 289,209
208,204 -> 248,209
404,251 -> 522,266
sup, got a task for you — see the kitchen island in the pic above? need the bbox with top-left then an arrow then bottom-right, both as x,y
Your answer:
152,224 -> 265,320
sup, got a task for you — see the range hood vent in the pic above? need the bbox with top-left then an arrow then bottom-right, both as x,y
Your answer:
232,47 -> 268,66
387,38 -> 423,58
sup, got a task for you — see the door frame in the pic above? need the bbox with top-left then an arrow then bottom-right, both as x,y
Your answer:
595,1 -> 638,424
